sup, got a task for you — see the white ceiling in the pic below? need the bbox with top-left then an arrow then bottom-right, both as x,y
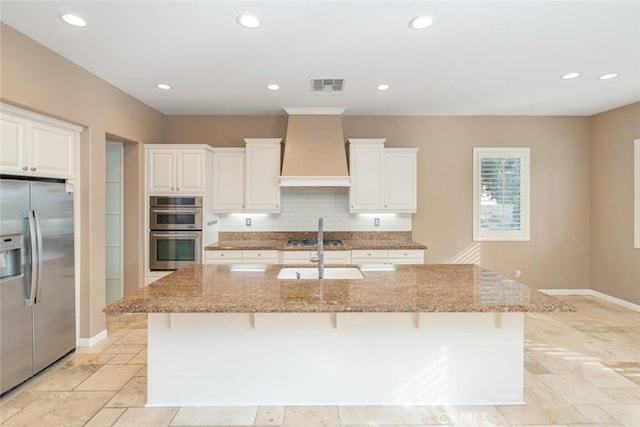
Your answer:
1,1 -> 639,116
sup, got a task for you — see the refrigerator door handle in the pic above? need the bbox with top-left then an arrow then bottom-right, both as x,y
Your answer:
33,210 -> 44,304
26,210 -> 38,306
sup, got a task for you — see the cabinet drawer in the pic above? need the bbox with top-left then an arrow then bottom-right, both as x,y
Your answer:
205,250 -> 241,261
351,249 -> 388,259
324,251 -> 351,264
281,251 -> 314,263
242,250 -> 278,261
388,258 -> 423,265
387,249 -> 424,259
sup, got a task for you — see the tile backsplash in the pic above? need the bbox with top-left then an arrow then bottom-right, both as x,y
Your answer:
218,187 -> 412,232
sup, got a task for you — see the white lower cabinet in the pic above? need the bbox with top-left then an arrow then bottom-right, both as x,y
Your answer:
241,250 -> 279,264
280,250 -> 351,265
205,250 -> 241,264
351,250 -> 388,264
205,250 -> 278,265
206,249 -> 423,266
352,249 -> 424,265
325,251 -> 352,264
387,249 -> 425,264
280,251 -> 313,264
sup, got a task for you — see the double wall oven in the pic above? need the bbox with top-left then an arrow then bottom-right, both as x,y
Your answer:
149,196 -> 202,270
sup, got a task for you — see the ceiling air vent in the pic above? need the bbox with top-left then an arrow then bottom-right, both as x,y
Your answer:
312,79 -> 344,92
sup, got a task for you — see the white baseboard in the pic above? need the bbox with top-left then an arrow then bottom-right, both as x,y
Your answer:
538,288 -> 593,296
77,329 -> 108,347
539,289 -> 640,312
589,290 -> 640,312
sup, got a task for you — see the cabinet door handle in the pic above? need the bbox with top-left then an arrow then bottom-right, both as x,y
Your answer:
31,167 -> 36,171
22,166 -> 28,171
171,187 -> 174,191
176,188 -> 180,191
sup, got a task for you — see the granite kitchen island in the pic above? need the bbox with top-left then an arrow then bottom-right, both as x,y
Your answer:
105,264 -> 574,407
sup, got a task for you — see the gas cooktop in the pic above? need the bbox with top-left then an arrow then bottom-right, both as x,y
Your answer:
285,239 -> 346,248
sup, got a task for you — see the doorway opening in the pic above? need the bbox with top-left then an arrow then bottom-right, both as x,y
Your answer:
105,141 -> 124,304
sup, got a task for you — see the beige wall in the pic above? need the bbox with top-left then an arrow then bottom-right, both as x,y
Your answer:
168,114 -> 593,290
591,102 -> 640,305
344,116 -> 593,289
0,23 -> 165,339
165,115 -> 286,146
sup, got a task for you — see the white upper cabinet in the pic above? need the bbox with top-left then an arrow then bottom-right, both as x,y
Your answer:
212,139 -> 281,213
349,139 -> 385,212
146,145 -> 209,194
147,149 -> 175,193
211,148 -> 246,212
0,112 -> 28,175
31,122 -> 76,178
176,149 -> 207,193
348,139 -> 417,213
245,138 -> 281,213
383,148 -> 418,212
1,105 -> 79,179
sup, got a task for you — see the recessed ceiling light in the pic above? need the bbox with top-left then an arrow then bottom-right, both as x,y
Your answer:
156,83 -> 172,90
409,15 -> 433,30
377,84 -> 390,91
60,13 -> 87,27
266,84 -> 280,91
237,14 -> 260,29
599,73 -> 619,80
561,72 -> 580,80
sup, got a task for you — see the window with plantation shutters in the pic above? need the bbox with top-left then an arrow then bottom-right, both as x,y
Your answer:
473,147 -> 530,241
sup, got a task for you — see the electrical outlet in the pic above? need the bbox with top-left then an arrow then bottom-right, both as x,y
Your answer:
374,218 -> 380,227
514,269 -> 522,278
245,218 -> 252,227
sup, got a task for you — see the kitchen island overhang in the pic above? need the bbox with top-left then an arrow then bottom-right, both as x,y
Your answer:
105,264 -> 575,407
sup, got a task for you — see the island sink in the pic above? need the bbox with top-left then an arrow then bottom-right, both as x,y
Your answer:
277,267 -> 363,280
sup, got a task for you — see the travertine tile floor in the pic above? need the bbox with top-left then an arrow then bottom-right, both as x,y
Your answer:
1,296 -> 639,426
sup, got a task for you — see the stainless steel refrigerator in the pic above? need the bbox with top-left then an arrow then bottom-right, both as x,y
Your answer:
0,176 -> 75,395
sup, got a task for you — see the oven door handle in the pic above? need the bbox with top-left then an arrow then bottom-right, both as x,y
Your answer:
151,209 -> 201,214
152,233 -> 201,238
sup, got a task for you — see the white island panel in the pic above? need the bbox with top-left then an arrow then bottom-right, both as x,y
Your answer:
147,312 -> 524,406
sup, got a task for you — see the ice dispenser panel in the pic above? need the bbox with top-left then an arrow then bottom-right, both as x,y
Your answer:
0,234 -> 22,280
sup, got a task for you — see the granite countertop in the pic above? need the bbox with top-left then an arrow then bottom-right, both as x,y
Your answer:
205,231 -> 427,251
105,264 -> 575,314
206,239 -> 426,251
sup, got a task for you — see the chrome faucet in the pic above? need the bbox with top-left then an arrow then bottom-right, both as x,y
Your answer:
311,217 -> 324,279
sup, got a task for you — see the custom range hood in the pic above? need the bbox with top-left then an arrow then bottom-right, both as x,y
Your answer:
280,107 -> 350,187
